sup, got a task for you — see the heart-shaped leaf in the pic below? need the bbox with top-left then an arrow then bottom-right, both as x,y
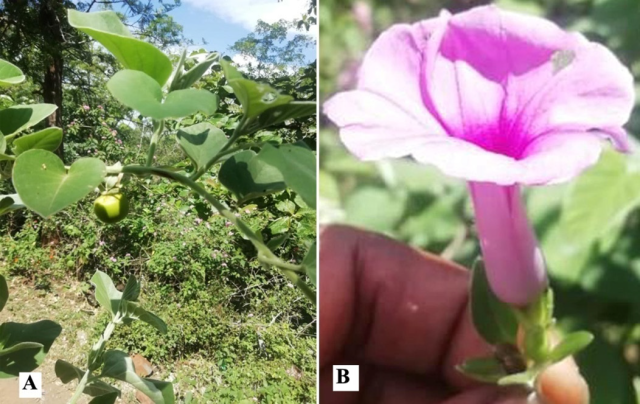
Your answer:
218,149 -> 286,203
0,275 -> 7,312
101,350 -> 174,404
68,10 -> 172,86
107,70 -> 218,119
220,60 -> 292,118
0,59 -> 25,87
56,360 -> 121,397
258,143 -> 316,209
13,150 -> 106,218
256,101 -> 316,129
0,194 -> 24,216
470,260 -> 519,345
12,127 -> 63,155
176,123 -> 227,170
91,270 -> 122,316
121,301 -> 167,334
0,320 -> 62,378
0,104 -> 57,136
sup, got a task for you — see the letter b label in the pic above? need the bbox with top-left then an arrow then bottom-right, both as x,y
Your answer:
332,365 -> 359,391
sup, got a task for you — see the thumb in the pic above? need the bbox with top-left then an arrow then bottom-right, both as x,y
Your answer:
534,359 -> 590,404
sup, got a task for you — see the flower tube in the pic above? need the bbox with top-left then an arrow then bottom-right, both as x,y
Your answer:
324,5 -> 634,306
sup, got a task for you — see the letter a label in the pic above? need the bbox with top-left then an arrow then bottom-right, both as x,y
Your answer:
19,372 -> 42,398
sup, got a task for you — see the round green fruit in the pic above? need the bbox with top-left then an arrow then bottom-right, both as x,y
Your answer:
94,193 -> 129,224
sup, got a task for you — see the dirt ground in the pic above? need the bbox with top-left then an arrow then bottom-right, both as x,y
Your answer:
0,277 -> 136,404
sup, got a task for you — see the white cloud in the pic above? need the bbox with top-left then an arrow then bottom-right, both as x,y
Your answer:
183,0 -> 317,38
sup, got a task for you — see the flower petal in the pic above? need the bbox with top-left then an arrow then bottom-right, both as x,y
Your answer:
411,137 -> 520,185
518,132 -> 603,185
357,16 -> 447,124
526,41 -> 635,142
425,5 -> 577,151
323,90 -> 444,160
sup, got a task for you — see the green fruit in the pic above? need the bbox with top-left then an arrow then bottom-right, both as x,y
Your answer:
94,193 -> 129,224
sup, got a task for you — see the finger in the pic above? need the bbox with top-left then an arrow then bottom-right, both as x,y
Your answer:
320,225 -> 490,385
537,359 -> 589,404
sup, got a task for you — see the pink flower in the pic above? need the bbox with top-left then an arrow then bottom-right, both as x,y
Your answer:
324,6 -> 635,306
82,105 -> 90,111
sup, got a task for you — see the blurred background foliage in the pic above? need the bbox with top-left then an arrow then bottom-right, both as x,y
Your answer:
319,0 -> 640,403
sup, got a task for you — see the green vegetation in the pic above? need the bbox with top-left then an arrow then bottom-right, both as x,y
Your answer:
0,2 -> 316,403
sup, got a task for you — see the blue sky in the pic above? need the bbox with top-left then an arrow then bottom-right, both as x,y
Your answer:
168,4 -> 250,53
168,0 -> 317,61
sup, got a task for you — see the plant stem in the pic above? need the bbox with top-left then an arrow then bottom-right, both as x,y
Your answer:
122,165 -> 316,302
146,120 -> 165,167
68,369 -> 90,404
70,318 -> 117,404
258,255 -> 305,274
189,141 -> 266,180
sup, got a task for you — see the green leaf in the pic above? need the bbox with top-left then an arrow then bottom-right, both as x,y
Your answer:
0,194 -> 24,216
0,104 -> 57,136
55,360 -> 85,383
0,320 -> 62,378
176,123 -> 227,170
91,270 -> 122,316
577,332 -> 636,404
302,241 -> 317,286
0,342 -> 43,356
266,234 -> 289,251
257,143 -> 316,209
107,70 -> 218,119
121,275 -> 140,302
0,59 -> 25,87
457,357 -> 506,383
68,10 -> 172,86
0,275 -> 7,312
12,127 -> 63,155
100,350 -> 174,404
470,261 -> 519,345
256,101 -> 316,129
549,331 -> 594,363
171,52 -> 218,91
218,149 -> 286,203
344,187 -> 406,233
13,150 -> 106,218
268,217 -> 291,234
90,392 -> 120,404
552,150 -> 640,280
220,60 -> 293,118
122,301 -> 168,334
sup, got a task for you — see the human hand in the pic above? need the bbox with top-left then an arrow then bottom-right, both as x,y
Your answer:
319,225 -> 589,404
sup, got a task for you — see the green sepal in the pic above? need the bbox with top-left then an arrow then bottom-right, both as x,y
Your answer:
470,260 -> 519,345
457,357 -> 507,383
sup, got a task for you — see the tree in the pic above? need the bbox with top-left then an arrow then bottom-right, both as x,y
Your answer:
0,0 -> 185,160
229,19 -> 314,77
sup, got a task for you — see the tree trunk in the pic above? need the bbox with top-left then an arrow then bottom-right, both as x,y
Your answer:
39,0 -> 65,160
